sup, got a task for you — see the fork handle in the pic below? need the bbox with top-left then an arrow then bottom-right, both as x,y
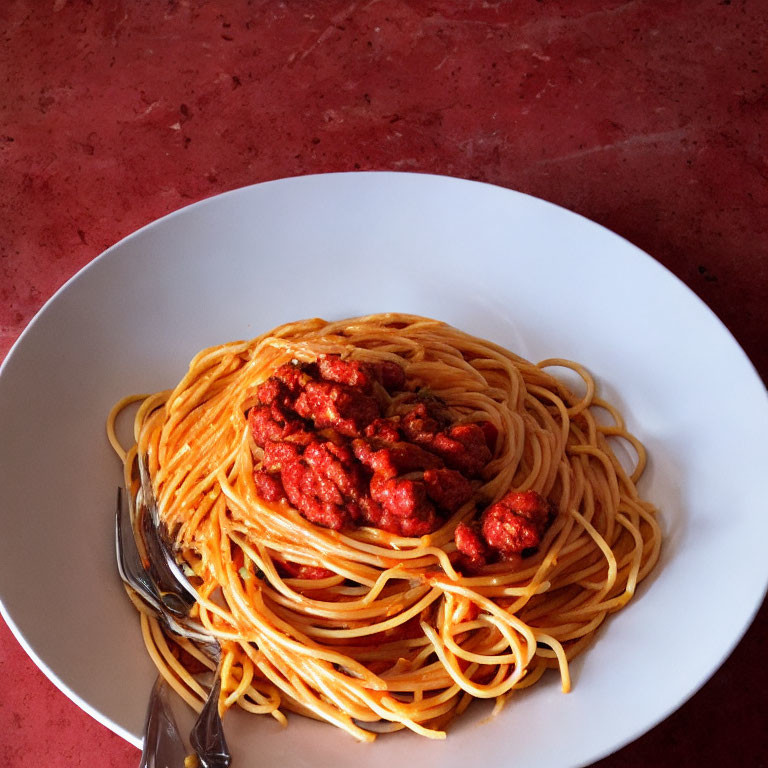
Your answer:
189,673 -> 232,768
139,677 -> 188,768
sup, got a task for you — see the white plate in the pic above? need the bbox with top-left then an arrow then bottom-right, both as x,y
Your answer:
1,172 -> 766,768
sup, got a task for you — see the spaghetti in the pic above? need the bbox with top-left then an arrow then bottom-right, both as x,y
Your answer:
107,313 -> 661,741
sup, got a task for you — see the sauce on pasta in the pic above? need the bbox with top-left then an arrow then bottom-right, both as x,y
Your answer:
107,313 -> 661,741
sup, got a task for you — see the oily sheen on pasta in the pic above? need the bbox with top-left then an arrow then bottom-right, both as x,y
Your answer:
108,314 -> 661,741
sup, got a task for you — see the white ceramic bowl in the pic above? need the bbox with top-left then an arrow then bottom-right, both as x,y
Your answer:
1,172 -> 766,768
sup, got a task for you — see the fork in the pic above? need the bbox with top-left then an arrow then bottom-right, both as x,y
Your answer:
139,677 -> 187,768
116,479 -> 231,768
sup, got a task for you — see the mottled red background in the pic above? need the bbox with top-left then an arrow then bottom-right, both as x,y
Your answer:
1,1 -> 766,766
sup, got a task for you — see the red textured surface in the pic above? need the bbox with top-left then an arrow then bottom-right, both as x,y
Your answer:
1,1 -> 766,766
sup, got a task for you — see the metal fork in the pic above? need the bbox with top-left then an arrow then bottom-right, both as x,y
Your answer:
116,479 -> 231,768
135,452 -> 197,618
139,677 -> 187,768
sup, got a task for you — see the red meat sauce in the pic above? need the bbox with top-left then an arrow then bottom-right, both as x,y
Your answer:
454,490 -> 556,569
247,355 -> 555,576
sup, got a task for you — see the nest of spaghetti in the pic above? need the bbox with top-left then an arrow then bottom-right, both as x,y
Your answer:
110,313 -> 661,741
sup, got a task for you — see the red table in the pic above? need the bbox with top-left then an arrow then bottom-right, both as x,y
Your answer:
1,2 -> 766,766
